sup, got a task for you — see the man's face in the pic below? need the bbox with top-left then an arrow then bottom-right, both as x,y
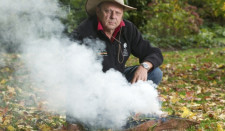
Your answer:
96,2 -> 124,32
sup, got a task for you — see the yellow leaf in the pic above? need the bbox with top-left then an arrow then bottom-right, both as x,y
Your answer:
3,119 -> 10,126
17,125 -> 25,129
181,107 -> 196,119
210,51 -> 214,55
217,64 -> 225,69
180,95 -> 185,99
25,125 -> 33,129
217,123 -> 224,131
222,2 -> 225,11
210,80 -> 217,86
163,75 -> 169,81
7,86 -> 16,94
0,67 -> 10,72
7,126 -> 15,131
39,124 -> 51,131
0,79 -> 7,84
170,94 -> 180,104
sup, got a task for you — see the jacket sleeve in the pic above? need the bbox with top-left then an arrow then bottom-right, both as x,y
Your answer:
128,22 -> 163,69
69,16 -> 98,44
69,29 -> 82,41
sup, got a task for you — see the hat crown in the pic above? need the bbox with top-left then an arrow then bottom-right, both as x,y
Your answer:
98,0 -> 125,6
86,0 -> 136,15
113,0 -> 124,4
100,0 -> 124,4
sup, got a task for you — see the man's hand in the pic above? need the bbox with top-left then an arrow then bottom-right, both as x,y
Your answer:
131,62 -> 153,84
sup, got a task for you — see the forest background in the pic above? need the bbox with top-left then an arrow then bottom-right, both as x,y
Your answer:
60,0 -> 225,49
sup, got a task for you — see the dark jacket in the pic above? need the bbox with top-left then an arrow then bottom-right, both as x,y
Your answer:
70,15 -> 163,73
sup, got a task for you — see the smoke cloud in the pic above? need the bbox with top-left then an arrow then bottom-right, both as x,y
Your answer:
0,0 -> 162,129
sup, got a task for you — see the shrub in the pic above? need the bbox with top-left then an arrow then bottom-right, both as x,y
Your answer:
140,0 -> 207,48
143,29 -> 219,49
212,24 -> 225,37
127,0 -> 150,28
193,28 -> 217,48
187,0 -> 225,25
143,1 -> 202,37
59,0 -> 87,33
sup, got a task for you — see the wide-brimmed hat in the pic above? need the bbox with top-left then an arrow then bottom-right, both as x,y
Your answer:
86,0 -> 136,15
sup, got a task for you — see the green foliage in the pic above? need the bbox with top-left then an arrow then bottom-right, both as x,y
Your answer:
211,24 -> 225,38
187,0 -> 225,25
138,0 -> 216,49
125,0 -> 225,49
142,1 -> 202,37
192,28 -> 217,48
143,28 -> 220,49
59,0 -> 87,33
127,0 -> 150,28
57,0 -> 224,48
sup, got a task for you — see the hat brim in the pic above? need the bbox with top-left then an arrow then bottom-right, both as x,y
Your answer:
86,0 -> 136,15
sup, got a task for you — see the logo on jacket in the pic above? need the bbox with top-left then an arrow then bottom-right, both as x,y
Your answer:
123,43 -> 128,56
98,49 -> 108,56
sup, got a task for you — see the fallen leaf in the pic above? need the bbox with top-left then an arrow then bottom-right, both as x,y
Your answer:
217,123 -> 223,131
39,124 -> 51,131
217,64 -> 225,69
170,93 -> 180,104
185,91 -> 195,100
7,126 -> 15,131
0,67 -> 10,72
218,114 -> 225,120
7,86 -> 16,94
0,79 -> 7,85
181,107 -> 196,119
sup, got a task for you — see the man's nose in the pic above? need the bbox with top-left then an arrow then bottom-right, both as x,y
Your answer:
110,11 -> 116,19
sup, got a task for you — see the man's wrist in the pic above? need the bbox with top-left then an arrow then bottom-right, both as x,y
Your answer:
141,62 -> 152,71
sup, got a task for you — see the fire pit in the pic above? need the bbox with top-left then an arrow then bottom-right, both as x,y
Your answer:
125,115 -> 199,131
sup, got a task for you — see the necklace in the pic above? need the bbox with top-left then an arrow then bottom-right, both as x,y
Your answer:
111,27 -> 124,64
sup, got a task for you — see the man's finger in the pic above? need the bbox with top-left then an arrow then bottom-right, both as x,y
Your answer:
144,75 -> 148,81
131,77 -> 136,84
131,76 -> 139,84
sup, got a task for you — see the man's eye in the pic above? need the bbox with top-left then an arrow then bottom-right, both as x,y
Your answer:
104,9 -> 110,13
116,12 -> 121,15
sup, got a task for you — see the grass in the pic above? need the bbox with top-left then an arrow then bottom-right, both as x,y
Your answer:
126,47 -> 225,130
158,48 -> 224,130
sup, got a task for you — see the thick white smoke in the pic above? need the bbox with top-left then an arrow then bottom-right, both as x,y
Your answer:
0,0 -> 162,129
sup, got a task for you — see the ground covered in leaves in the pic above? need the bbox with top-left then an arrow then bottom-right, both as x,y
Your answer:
160,48 -> 225,130
0,47 -> 224,130
127,48 -> 225,130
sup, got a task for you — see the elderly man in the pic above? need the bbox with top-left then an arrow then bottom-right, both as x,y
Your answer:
71,0 -> 163,85
68,0 -> 164,129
